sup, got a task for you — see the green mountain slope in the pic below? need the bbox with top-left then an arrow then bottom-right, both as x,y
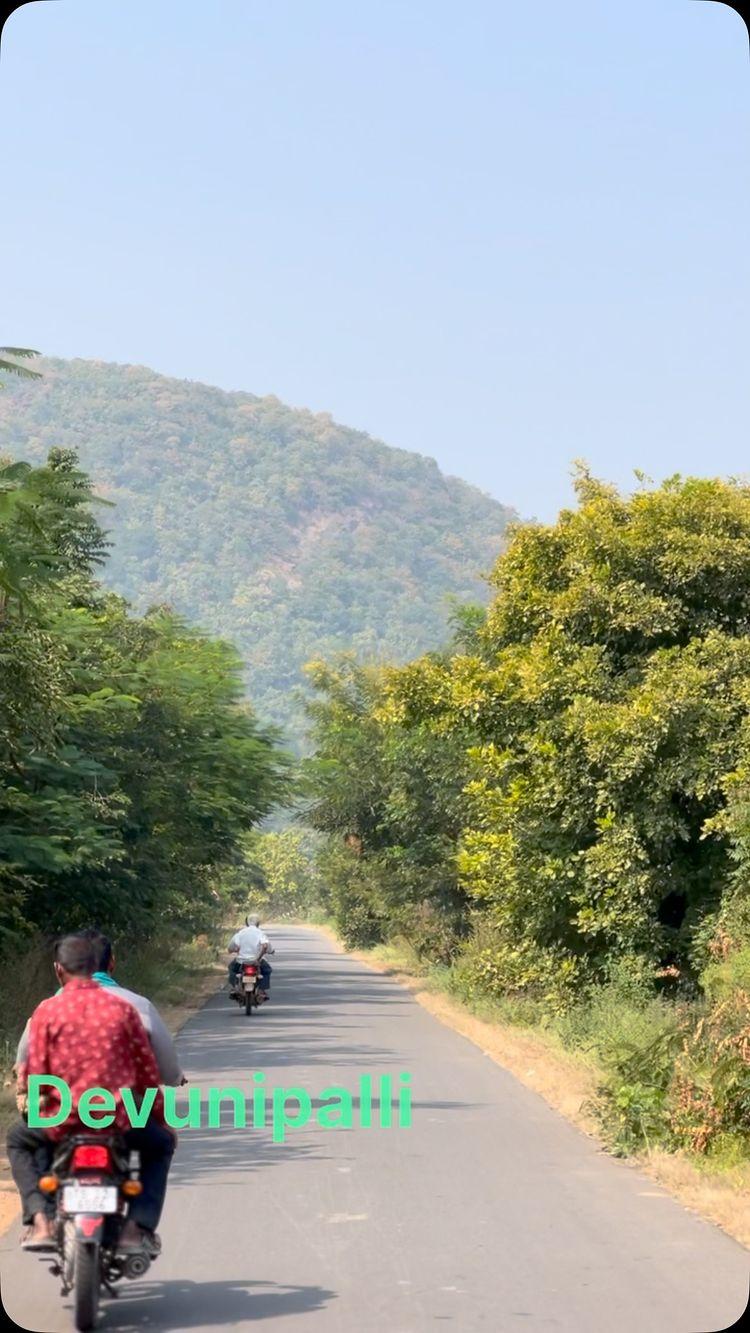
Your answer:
0,358 -> 515,740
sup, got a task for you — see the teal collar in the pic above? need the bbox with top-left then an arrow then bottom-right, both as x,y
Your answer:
55,971 -> 119,996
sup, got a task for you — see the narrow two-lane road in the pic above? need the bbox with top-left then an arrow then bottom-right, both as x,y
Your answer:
1,926 -> 748,1332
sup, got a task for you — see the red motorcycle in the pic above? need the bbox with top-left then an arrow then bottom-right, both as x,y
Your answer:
230,959 -> 266,1015
37,1132 -> 158,1331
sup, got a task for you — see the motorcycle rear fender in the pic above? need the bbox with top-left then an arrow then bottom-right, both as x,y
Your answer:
74,1214 -> 105,1242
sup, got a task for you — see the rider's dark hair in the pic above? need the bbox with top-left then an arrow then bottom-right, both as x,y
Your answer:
79,928 -> 113,971
54,933 -> 99,977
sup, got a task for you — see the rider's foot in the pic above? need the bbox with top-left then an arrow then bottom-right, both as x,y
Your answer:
21,1213 -> 55,1251
118,1220 -> 148,1252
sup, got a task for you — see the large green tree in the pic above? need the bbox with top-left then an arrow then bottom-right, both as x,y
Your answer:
303,653 -> 473,955
305,470 -> 750,1000
0,447 -> 289,940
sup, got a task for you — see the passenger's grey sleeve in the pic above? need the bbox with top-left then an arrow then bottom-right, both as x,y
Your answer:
15,1019 -> 31,1070
144,999 -> 184,1085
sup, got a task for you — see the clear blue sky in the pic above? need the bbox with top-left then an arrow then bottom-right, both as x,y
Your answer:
1,0 -> 748,519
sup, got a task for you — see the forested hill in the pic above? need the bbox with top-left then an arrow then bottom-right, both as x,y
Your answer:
0,358 -> 515,740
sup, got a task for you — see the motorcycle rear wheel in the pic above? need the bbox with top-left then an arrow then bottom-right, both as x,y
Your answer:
245,989 -> 254,1015
73,1237 -> 100,1331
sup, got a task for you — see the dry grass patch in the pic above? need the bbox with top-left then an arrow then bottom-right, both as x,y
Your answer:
641,1149 -> 750,1249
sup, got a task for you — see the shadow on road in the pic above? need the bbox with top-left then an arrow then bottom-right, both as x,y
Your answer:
94,1277 -> 337,1329
164,929 -> 485,1190
176,940 -> 412,1076
167,1119 -> 336,1188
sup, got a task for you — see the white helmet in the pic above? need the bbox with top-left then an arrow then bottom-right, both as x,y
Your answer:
246,913 -> 261,927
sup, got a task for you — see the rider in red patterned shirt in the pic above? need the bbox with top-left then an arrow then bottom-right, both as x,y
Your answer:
24,971 -> 166,1139
8,934 -> 175,1252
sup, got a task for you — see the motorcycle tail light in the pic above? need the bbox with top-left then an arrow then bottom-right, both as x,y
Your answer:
242,964 -> 258,975
72,1144 -> 111,1170
39,1174 -> 60,1193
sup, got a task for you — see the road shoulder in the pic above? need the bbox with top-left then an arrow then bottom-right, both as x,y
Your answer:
305,921 -> 750,1251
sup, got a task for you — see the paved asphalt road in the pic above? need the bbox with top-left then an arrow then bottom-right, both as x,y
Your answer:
1,926 -> 748,1332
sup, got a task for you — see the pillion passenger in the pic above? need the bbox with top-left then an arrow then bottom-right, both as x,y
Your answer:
14,927 -> 184,1087
8,933 -> 175,1253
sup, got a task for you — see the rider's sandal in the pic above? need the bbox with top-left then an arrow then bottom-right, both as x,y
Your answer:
21,1226 -> 55,1252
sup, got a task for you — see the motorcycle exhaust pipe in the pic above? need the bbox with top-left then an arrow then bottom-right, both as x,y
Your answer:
124,1252 -> 151,1279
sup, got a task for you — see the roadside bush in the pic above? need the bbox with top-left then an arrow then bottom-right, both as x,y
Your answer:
702,946 -> 750,1005
452,917 -> 586,1012
317,844 -> 387,948
0,938 -> 56,1069
115,931 -> 221,1007
589,1009 -> 683,1155
335,898 -> 386,950
393,900 -> 464,966
302,473 -> 750,1171
667,990 -> 750,1155
578,941 -> 750,1159
662,905 -> 750,1157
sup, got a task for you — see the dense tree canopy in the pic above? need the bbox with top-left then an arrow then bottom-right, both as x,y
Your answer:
306,471 -> 750,996
303,471 -> 750,1155
304,654 -> 473,954
0,447 -> 289,942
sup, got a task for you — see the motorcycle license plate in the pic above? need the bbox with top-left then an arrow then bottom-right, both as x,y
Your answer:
63,1185 -> 119,1213
243,978 -> 257,989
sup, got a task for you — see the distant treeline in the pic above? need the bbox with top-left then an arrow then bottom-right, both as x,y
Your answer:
303,469 -> 750,1160
0,357 -> 515,744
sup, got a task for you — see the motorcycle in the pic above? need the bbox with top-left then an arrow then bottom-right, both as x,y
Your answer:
229,959 -> 266,1016
36,1131 -> 159,1331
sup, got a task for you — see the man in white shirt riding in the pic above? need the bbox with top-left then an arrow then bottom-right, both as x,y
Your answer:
227,914 -> 274,999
